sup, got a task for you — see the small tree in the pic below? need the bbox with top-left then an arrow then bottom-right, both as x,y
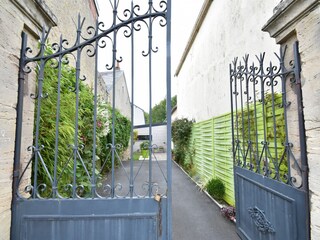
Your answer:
148,95 -> 177,123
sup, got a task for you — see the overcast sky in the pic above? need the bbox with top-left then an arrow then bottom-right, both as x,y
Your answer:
96,0 -> 203,112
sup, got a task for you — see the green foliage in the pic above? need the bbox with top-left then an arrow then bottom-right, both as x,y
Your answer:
34,44 -> 131,197
106,106 -> 131,151
144,111 -> 149,124
184,140 -> 196,175
236,93 -> 287,179
206,178 -> 225,200
140,141 -> 149,158
132,151 -> 141,161
133,130 -> 138,142
172,118 -> 193,167
140,141 -> 149,150
149,95 -> 177,123
171,95 -> 177,109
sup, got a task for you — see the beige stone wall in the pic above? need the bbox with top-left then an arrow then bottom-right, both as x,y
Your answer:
263,0 -> 320,238
0,1 -> 97,239
45,0 -> 97,87
297,8 -> 320,239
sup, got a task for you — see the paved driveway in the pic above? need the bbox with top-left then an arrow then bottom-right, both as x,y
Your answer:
104,153 -> 239,239
172,161 -> 239,240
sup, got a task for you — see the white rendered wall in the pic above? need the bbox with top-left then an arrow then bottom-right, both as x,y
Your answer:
176,0 -> 280,122
133,105 -> 146,126
133,125 -> 167,152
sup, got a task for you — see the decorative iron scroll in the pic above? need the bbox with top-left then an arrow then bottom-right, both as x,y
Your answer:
14,0 -> 169,200
248,206 -> 275,233
230,44 -> 306,189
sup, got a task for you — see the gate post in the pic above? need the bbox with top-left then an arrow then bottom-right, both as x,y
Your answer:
263,1 -> 320,238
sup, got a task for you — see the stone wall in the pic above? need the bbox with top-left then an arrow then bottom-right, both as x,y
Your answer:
0,1 -> 97,239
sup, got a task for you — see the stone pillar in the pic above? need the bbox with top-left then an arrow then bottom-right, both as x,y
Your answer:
263,0 -> 320,239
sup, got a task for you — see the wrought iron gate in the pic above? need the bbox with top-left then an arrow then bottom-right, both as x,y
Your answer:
11,1 -> 172,239
230,42 -> 309,240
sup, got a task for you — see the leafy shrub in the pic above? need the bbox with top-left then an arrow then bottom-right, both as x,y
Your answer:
140,141 -> 149,158
133,130 -> 138,142
34,44 -> 130,197
140,141 -> 149,150
206,178 -> 225,200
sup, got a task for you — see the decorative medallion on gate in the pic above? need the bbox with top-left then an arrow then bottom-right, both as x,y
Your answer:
248,206 -> 275,233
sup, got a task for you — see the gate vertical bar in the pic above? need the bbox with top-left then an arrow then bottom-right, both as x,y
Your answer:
251,66 -> 260,172
239,67 -> 245,167
72,16 -> 82,198
230,64 -> 235,164
244,56 -> 252,168
280,46 -> 293,182
269,65 -> 280,180
91,19 -> 99,198
129,0 -> 134,198
148,0 -> 153,198
166,0 -> 172,238
32,28 -> 47,198
111,0 -> 117,198
259,55 -> 270,176
293,41 -> 310,239
10,31 -> 27,239
293,41 -> 309,191
52,35 -> 63,198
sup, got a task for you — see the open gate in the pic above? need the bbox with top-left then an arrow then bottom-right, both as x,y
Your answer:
230,42 -> 310,239
11,1 -> 172,239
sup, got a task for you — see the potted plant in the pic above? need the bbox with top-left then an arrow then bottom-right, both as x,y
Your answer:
140,141 -> 149,159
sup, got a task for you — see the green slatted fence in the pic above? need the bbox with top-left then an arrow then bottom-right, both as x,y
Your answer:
189,93 -> 285,207
213,114 -> 234,206
190,114 -> 234,206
